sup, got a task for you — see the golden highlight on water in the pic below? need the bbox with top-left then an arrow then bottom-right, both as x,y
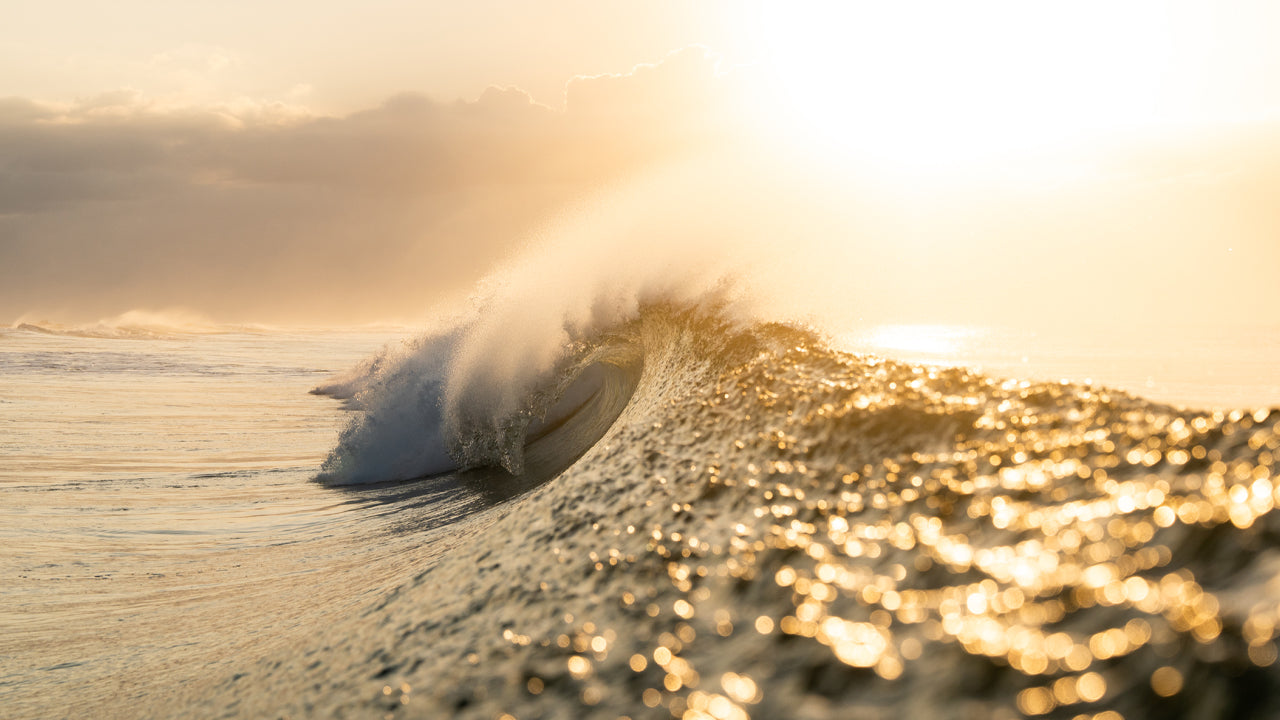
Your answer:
52,310 -> 1261,720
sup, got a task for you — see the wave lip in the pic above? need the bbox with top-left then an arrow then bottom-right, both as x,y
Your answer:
314,320 -> 643,486
314,328 -> 460,484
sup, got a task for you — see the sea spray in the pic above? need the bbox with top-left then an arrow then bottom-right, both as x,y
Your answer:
317,326 -> 464,483
315,153 -> 845,484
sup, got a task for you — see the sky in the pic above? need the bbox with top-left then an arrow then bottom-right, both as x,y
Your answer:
2,1 -> 1279,327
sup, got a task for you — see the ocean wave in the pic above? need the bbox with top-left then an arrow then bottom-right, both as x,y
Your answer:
284,152 -> 1280,717
311,159 -> 781,484
311,154 -> 861,485
314,305 -> 695,484
214,285 -> 1280,719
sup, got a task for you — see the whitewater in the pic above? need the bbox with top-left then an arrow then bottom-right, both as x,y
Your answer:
4,159 -> 1280,719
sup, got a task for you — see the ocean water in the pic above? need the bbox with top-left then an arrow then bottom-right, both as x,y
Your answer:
839,323 -> 1280,412
3,307 -> 1279,720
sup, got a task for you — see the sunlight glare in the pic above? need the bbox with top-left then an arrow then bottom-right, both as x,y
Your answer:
845,325 -> 980,361
746,1 -> 1174,174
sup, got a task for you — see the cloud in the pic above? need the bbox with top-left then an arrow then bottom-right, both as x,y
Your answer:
0,49 -> 748,323
566,46 -> 733,120
2,45 -> 1277,328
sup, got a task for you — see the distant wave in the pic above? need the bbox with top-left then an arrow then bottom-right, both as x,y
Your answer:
8,310 -> 249,339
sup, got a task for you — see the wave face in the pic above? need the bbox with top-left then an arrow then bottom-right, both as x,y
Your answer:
248,293 -> 1280,720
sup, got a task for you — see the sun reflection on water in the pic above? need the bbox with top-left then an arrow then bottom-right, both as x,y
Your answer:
498,335 -> 1279,719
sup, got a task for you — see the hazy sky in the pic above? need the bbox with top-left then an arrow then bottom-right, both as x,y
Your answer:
3,1 -> 1279,326
0,1 -> 753,111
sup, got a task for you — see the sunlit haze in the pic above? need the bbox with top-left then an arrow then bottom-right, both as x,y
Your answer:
747,2 -> 1280,169
2,1 -> 1279,330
